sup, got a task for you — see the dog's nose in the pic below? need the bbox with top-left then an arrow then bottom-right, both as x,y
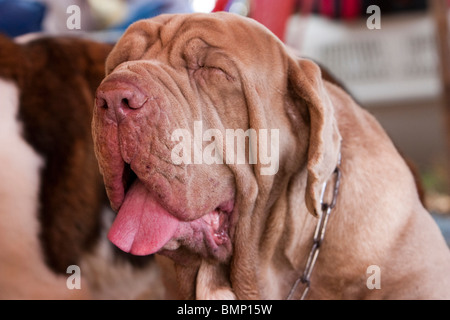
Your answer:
95,81 -> 147,123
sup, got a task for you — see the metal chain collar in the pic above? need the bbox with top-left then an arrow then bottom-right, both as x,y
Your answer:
286,154 -> 342,300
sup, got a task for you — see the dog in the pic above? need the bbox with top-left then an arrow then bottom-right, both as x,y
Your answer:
0,34 -> 163,299
92,12 -> 450,299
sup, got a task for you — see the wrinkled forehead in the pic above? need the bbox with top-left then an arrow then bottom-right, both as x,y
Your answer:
105,12 -> 284,75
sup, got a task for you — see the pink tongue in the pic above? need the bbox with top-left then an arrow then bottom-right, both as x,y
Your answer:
108,180 -> 180,256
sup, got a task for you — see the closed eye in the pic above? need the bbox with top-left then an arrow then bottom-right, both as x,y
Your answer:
199,65 -> 235,82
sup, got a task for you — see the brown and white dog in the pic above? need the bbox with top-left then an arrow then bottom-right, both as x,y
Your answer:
0,34 -> 163,299
93,13 -> 450,300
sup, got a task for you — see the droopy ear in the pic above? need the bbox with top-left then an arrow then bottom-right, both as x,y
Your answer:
288,57 -> 342,217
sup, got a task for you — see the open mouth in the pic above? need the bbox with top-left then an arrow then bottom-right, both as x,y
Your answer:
106,162 -> 235,260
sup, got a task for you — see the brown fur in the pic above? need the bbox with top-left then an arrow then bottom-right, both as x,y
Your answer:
318,63 -> 427,206
0,34 -> 161,299
0,34 -> 111,272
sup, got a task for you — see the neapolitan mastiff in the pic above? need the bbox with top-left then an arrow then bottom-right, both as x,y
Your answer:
92,12 -> 450,299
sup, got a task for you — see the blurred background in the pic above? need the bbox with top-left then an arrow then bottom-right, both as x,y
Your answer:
0,0 -> 449,241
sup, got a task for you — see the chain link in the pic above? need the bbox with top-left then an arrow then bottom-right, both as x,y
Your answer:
286,157 -> 342,300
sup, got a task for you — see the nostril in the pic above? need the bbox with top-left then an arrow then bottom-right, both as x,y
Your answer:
122,95 -> 148,110
95,97 -> 108,110
121,98 -> 130,109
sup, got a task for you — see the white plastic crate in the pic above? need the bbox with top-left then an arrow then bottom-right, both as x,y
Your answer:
286,12 -> 442,105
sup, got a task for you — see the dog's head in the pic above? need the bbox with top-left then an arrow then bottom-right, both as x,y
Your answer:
92,13 -> 341,266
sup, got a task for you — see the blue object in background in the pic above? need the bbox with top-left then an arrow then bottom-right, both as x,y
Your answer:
0,0 -> 46,37
432,214 -> 450,247
110,0 -> 193,32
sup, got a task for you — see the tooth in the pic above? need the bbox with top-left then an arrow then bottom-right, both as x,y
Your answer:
211,212 -> 219,230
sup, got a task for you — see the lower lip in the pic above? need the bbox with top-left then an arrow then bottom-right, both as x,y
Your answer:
213,230 -> 228,246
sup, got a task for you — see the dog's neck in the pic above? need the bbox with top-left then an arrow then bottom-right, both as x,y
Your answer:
255,155 -> 345,300
286,158 -> 341,300
173,148 -> 410,300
